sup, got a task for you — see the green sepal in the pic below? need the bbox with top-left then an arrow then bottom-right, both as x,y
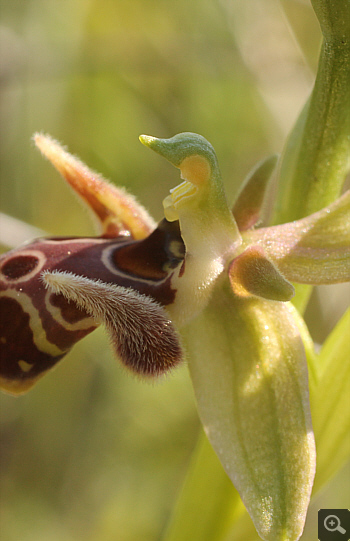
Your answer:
185,276 -> 315,541
243,191 -> 350,285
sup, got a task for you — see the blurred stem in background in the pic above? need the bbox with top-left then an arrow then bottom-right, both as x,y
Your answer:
273,0 -> 350,313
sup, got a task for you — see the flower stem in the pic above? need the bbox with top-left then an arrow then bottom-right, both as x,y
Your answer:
272,0 -> 350,312
273,5 -> 350,225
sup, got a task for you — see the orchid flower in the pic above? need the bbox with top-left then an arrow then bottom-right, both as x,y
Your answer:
0,130 -> 349,541
1,0 -> 349,539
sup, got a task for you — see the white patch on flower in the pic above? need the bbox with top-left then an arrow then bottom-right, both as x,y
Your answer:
242,365 -> 263,395
168,256 -> 225,326
259,496 -> 274,536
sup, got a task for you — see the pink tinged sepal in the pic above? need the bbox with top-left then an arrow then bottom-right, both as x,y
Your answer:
34,134 -> 156,239
232,155 -> 278,231
243,190 -> 350,284
229,245 -> 295,302
42,271 -> 183,377
185,277 -> 316,541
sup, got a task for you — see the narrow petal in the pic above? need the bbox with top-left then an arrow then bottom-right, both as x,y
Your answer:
232,155 -> 278,231
229,245 -> 295,301
185,277 -> 315,541
42,271 -> 183,376
244,190 -> 350,284
34,133 -> 155,239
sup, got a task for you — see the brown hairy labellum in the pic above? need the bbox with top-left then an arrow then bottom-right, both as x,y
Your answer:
0,220 -> 185,394
43,271 -> 183,377
0,133 -> 186,394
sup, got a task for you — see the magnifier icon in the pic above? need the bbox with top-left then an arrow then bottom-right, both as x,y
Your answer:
324,515 -> 346,534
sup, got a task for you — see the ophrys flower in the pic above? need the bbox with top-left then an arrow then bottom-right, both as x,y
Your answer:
0,132 -> 349,540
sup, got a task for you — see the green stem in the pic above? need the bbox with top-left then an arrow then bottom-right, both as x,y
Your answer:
273,1 -> 350,311
273,31 -> 350,225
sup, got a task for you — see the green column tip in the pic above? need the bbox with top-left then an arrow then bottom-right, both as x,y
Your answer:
139,132 -> 218,170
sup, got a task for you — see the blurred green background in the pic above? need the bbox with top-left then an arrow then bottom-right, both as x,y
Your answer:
0,1 -> 349,540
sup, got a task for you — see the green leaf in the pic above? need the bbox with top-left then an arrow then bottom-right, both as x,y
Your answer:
310,308 -> 350,494
162,430 -> 243,541
185,276 -> 315,541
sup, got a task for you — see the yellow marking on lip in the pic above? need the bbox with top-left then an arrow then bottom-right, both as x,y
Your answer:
179,155 -> 211,186
0,250 -> 46,284
18,360 -> 33,373
44,289 -> 95,331
0,337 -> 6,344
0,374 -> 43,396
168,240 -> 185,259
1,290 -> 63,356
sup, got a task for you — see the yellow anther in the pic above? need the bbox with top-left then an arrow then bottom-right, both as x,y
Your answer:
179,155 -> 211,186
